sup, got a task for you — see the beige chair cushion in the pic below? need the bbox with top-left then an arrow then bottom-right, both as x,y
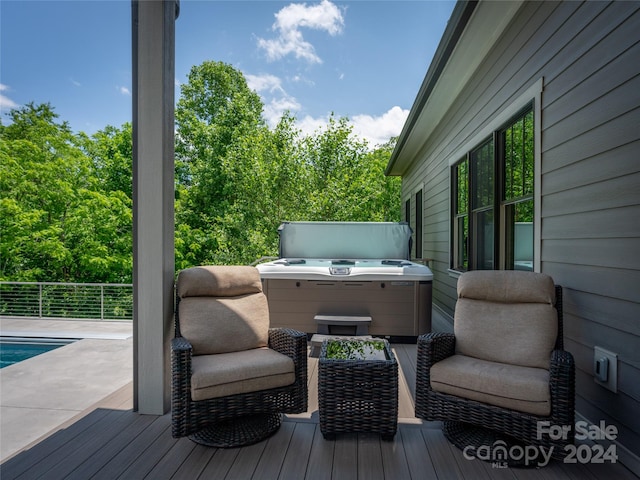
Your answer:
190,347 -> 295,401
430,354 -> 551,416
179,294 -> 269,355
454,271 -> 558,369
454,299 -> 557,369
458,270 -> 555,305
177,265 -> 262,298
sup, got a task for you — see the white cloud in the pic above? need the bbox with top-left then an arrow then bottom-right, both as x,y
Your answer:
295,106 -> 409,149
257,0 -> 344,64
70,78 -> 82,87
296,114 -> 329,137
351,106 -> 409,147
244,73 -> 407,147
246,72 -> 302,128
0,84 -> 18,114
245,73 -> 285,95
264,96 -> 302,127
119,86 -> 131,96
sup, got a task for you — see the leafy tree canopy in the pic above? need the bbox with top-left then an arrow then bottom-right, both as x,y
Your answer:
1,103 -> 132,282
2,62 -> 401,281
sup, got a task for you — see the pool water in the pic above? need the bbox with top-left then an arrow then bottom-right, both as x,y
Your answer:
0,339 -> 72,368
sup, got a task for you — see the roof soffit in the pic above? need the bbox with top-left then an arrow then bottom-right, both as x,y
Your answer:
387,0 -> 525,176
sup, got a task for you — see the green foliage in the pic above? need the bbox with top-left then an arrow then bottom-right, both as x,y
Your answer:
175,61 -> 401,267
80,123 -> 133,199
1,103 -> 132,282
2,62 -> 402,281
325,339 -> 387,360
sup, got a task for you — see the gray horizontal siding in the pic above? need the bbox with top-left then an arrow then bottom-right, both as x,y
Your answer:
399,0 -> 640,465
543,205 -> 639,240
544,238 -> 640,271
543,140 -> 639,194
542,172 -> 640,216
542,74 -> 640,151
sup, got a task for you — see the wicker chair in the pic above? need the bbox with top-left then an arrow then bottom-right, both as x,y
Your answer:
171,265 -> 307,447
416,270 -> 575,466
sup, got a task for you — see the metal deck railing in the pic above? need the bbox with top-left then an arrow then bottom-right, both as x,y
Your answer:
0,282 -> 133,321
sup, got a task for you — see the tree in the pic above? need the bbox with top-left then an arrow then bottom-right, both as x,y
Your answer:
175,61 -> 269,266
359,138 -> 402,222
176,61 -> 264,222
2,64 -> 403,281
81,123 -> 133,199
173,63 -> 402,267
0,103 -> 132,282
300,116 -> 400,222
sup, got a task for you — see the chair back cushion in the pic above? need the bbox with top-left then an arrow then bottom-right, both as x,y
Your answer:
454,271 -> 557,369
177,266 -> 269,355
177,265 -> 262,298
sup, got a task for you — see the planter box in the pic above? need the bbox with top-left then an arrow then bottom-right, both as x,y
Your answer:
318,339 -> 398,440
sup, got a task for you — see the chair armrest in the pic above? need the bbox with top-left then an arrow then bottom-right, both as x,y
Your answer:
549,349 -> 576,438
171,336 -> 193,396
171,336 -> 192,353
171,336 -> 193,438
269,327 -> 306,354
269,328 -> 308,412
269,328 -> 307,385
269,328 -> 307,370
418,332 -> 456,368
415,333 -> 455,419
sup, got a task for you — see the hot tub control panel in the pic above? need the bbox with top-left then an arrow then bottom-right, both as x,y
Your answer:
329,267 -> 351,275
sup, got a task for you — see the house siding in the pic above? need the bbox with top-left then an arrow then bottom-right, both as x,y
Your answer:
400,0 -> 640,465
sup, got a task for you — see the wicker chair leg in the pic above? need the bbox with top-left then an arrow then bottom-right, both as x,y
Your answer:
188,413 -> 282,448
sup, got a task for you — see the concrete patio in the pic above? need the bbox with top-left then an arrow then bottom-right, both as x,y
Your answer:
0,318 -> 133,460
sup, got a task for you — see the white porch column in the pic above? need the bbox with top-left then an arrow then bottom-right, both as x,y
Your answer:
132,0 -> 178,414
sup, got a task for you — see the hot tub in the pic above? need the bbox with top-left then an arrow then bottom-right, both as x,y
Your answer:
256,222 -> 433,339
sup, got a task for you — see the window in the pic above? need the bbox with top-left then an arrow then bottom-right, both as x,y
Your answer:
453,159 -> 469,270
501,108 -> 534,271
405,198 -> 413,257
415,189 -> 423,259
405,198 -> 411,225
451,104 -> 534,272
471,139 -> 495,270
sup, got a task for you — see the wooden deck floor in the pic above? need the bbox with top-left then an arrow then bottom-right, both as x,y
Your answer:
1,344 -> 637,480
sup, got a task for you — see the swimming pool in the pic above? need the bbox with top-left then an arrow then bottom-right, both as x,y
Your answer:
0,338 -> 75,368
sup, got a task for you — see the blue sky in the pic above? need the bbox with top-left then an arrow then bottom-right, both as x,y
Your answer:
1,0 -> 455,147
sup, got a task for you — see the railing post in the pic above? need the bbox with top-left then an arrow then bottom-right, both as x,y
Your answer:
39,283 -> 43,318
100,284 -> 105,321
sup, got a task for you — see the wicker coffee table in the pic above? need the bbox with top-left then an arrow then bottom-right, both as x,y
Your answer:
318,338 -> 398,440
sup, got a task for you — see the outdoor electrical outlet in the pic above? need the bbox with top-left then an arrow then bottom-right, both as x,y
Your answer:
594,346 -> 618,393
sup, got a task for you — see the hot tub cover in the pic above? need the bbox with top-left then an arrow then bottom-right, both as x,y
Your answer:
277,221 -> 413,260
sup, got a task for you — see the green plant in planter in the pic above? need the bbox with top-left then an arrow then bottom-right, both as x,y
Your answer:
325,339 -> 387,360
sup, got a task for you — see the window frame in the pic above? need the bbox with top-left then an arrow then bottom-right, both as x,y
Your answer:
449,78 -> 542,274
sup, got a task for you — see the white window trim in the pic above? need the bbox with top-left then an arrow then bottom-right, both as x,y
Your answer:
447,77 -> 544,276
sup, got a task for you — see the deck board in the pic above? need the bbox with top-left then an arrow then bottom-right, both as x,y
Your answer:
279,422 -> 315,480
357,434 -> 384,480
1,343 -> 638,480
332,432 -> 358,480
305,425 -> 334,480
379,429 -> 412,479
